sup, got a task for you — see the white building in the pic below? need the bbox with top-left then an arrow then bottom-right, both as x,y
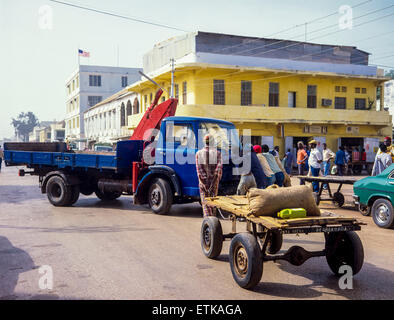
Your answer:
65,65 -> 141,149
84,88 -> 140,148
384,80 -> 394,125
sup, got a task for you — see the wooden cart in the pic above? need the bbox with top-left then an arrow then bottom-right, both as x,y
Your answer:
201,195 -> 365,289
297,175 -> 359,208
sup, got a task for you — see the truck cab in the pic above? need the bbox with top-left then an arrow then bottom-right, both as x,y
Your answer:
134,116 -> 241,214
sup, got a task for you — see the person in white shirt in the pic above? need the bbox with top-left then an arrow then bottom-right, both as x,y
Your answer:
322,143 -> 335,176
372,143 -> 392,176
308,140 -> 323,192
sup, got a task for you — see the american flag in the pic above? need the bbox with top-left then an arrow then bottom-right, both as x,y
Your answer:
78,49 -> 90,57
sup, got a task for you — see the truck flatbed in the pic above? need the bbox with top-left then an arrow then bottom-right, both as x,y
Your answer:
200,194 -> 365,290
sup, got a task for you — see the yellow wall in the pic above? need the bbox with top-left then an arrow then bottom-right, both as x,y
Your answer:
128,66 -> 391,157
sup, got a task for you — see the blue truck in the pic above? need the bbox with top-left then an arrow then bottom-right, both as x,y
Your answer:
4,116 -> 241,215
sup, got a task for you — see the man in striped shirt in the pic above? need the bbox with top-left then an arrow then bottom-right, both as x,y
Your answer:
196,134 -> 223,217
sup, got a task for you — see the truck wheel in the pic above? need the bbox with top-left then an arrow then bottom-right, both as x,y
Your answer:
201,217 -> 223,259
46,176 -> 72,207
371,198 -> 394,229
333,192 -> 345,208
148,178 -> 173,215
95,189 -> 122,201
267,231 -> 283,254
325,231 -> 364,276
69,185 -> 80,205
229,233 -> 263,289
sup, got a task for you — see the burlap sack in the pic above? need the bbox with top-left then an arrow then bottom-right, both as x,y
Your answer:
247,185 -> 320,217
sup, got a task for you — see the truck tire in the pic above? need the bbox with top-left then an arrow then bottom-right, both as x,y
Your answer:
325,231 -> 364,276
371,198 -> 394,229
46,176 -> 72,207
229,233 -> 263,289
95,189 -> 122,201
201,217 -> 223,259
148,178 -> 173,215
69,185 -> 80,205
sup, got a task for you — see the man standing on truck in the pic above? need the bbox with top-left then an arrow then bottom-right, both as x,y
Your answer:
196,134 -> 223,217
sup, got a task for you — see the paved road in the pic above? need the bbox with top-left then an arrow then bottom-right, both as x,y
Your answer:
1,165 -> 394,300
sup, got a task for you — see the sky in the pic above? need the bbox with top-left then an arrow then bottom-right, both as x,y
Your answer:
1,0 -> 394,138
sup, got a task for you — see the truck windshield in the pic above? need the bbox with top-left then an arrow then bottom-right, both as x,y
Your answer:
199,122 -> 237,150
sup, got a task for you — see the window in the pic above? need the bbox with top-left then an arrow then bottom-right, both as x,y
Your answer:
149,93 -> 153,105
355,87 -> 361,93
47,132 -> 51,139
121,76 -> 128,87
72,80 -> 75,91
126,100 -> 132,116
133,98 -> 139,114
335,86 -> 340,92
88,96 -> 102,107
213,80 -> 225,105
120,103 -> 125,127
342,86 -> 347,93
362,88 -> 367,94
241,81 -> 252,106
269,82 -> 279,107
89,75 -> 101,87
76,76 -> 79,88
182,81 -> 187,105
72,118 -> 75,128
166,123 -> 194,146
335,97 -> 346,109
199,122 -> 230,149
175,84 -> 179,99
77,117 -> 80,128
144,95 -> 148,109
355,98 -> 366,110
307,85 -> 317,108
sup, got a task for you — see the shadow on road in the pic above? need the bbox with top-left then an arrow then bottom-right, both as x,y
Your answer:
0,185 -> 43,204
0,235 -> 36,299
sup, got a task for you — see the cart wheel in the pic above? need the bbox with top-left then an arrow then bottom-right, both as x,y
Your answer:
200,217 -> 223,259
371,198 -> 394,229
332,192 -> 345,208
229,233 -> 263,289
359,205 -> 371,217
267,231 -> 283,254
325,231 -> 364,276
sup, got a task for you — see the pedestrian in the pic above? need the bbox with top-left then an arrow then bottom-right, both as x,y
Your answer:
245,144 -> 268,189
253,145 -> 274,186
195,134 -> 223,217
262,144 -> 284,187
297,142 -> 308,184
372,143 -> 392,176
377,136 -> 394,163
322,143 -> 335,176
308,140 -> 323,193
236,171 -> 257,195
284,148 -> 294,175
305,145 -> 311,174
344,146 -> 351,175
270,146 -> 280,158
335,146 -> 347,176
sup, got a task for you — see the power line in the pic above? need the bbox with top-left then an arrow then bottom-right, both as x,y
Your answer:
48,0 -> 190,32
211,0 -> 372,54
234,4 -> 394,57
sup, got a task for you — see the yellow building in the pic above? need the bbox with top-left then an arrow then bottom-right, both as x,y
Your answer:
128,32 -> 391,160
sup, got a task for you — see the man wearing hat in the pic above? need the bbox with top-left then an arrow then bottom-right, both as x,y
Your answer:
196,134 -> 223,217
308,140 -> 323,192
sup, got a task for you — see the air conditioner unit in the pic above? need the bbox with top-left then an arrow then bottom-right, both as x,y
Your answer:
322,99 -> 332,106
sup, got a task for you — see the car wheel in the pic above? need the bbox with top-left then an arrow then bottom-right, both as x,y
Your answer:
371,198 -> 394,229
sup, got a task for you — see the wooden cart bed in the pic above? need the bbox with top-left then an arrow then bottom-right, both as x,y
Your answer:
205,195 -> 363,232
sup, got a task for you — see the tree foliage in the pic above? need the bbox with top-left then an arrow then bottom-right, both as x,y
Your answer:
11,112 -> 39,142
385,69 -> 394,79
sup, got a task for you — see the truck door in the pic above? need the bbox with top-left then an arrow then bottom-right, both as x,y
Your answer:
163,121 -> 200,197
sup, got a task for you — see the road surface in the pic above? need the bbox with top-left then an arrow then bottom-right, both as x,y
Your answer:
1,166 -> 394,300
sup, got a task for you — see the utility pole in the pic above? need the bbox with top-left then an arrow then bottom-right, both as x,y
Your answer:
170,58 -> 175,98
